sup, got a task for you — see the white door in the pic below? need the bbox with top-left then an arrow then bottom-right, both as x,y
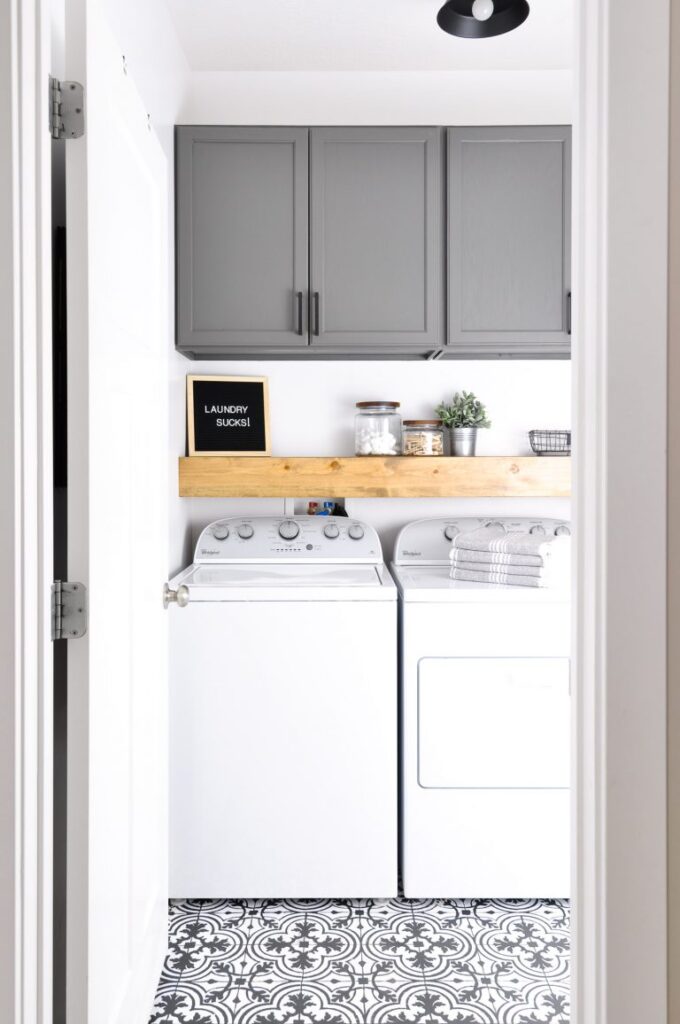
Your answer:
65,1 -> 169,1021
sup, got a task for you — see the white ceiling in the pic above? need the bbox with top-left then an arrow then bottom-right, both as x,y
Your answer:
165,0 -> 573,73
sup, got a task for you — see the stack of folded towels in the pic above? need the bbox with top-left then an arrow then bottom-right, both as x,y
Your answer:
449,525 -> 570,589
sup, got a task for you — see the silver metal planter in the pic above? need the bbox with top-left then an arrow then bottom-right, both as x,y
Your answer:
450,427 -> 478,456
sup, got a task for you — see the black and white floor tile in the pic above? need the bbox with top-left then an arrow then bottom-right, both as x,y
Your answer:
150,898 -> 570,1024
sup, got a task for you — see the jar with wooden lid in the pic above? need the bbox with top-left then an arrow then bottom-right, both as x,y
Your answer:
355,402 -> 402,456
402,420 -> 445,456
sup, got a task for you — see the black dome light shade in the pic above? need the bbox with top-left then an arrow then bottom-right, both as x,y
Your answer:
437,0 -> 530,39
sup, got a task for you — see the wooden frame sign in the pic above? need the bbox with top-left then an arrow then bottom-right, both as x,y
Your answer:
187,375 -> 271,456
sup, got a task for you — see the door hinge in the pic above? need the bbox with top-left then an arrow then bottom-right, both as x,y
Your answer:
49,77 -> 85,140
51,581 -> 88,641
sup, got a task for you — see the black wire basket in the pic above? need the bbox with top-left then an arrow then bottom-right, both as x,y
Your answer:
528,430 -> 571,456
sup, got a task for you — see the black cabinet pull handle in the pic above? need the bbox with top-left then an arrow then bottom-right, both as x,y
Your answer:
313,292 -> 320,336
566,291 -> 572,335
295,291 -> 303,335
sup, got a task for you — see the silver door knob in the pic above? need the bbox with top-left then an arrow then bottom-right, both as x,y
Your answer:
163,583 -> 189,609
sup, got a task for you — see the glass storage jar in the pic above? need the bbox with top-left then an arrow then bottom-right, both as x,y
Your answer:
355,402 -> 402,456
402,420 -> 445,456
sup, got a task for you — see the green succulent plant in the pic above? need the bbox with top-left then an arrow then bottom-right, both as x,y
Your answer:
436,391 -> 491,429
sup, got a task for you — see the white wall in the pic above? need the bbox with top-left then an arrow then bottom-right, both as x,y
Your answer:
182,70 -> 572,126
183,357 -> 571,558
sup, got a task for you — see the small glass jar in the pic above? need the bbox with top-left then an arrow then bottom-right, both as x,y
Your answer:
402,420 -> 445,456
355,402 -> 402,456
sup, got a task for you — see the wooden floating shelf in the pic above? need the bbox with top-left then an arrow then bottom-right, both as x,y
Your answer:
179,456 -> 571,499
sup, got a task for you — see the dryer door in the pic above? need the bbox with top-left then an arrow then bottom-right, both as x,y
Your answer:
418,657 -> 570,789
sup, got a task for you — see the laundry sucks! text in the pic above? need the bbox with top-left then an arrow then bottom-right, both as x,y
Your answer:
204,404 -> 250,427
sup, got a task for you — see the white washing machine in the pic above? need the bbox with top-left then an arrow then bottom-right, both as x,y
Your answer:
165,515 -> 397,898
392,517 -> 571,898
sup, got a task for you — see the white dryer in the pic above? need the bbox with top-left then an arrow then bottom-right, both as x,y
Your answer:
165,515 -> 397,898
392,517 -> 571,898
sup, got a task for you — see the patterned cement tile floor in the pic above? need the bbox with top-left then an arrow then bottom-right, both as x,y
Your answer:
150,898 -> 570,1024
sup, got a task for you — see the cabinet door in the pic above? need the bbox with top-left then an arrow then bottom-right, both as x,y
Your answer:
448,126 -> 571,357
310,127 -> 443,352
176,126 -> 308,353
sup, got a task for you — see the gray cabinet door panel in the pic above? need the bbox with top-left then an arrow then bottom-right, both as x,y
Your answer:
310,128 -> 443,349
176,126 -> 308,350
448,126 -> 571,356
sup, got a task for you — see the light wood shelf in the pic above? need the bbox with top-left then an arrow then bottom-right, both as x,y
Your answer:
179,455 -> 571,499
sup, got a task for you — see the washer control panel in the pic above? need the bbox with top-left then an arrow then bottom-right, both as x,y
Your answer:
393,517 -> 571,565
195,516 -> 382,563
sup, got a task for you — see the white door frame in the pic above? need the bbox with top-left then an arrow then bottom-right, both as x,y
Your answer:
573,0 -> 669,1021
0,1 -> 53,1024
0,0 -> 671,1022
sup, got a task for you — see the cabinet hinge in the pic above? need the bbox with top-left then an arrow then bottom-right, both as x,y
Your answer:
49,77 -> 85,140
51,581 -> 88,641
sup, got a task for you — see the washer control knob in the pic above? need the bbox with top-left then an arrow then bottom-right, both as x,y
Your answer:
555,524 -> 571,537
237,523 -> 254,540
529,525 -> 546,536
444,525 -> 459,541
278,520 -> 300,541
323,523 -> 340,539
487,521 -> 506,532
348,523 -> 365,541
212,524 -> 229,541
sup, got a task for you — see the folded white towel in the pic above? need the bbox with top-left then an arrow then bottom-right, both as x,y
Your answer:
449,547 -> 544,569
451,556 -> 546,579
451,559 -> 570,591
451,526 -> 570,560
451,567 -> 557,588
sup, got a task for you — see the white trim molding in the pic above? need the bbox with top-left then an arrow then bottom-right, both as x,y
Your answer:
667,0 -> 680,1019
0,1 -> 53,1023
574,0 -> 669,1021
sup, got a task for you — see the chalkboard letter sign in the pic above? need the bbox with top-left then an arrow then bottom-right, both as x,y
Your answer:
187,375 -> 271,456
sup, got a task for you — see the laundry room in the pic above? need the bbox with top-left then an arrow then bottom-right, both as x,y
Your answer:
45,1 -> 578,1022
6,0 -> 675,1018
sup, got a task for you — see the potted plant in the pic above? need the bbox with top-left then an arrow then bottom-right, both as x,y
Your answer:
436,391 -> 491,456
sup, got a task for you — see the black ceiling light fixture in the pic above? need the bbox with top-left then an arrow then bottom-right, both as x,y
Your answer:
437,0 -> 530,39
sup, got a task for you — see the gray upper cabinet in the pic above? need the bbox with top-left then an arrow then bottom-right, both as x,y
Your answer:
309,127 -> 443,352
175,124 -> 571,359
176,126 -> 309,354
448,126 -> 571,357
